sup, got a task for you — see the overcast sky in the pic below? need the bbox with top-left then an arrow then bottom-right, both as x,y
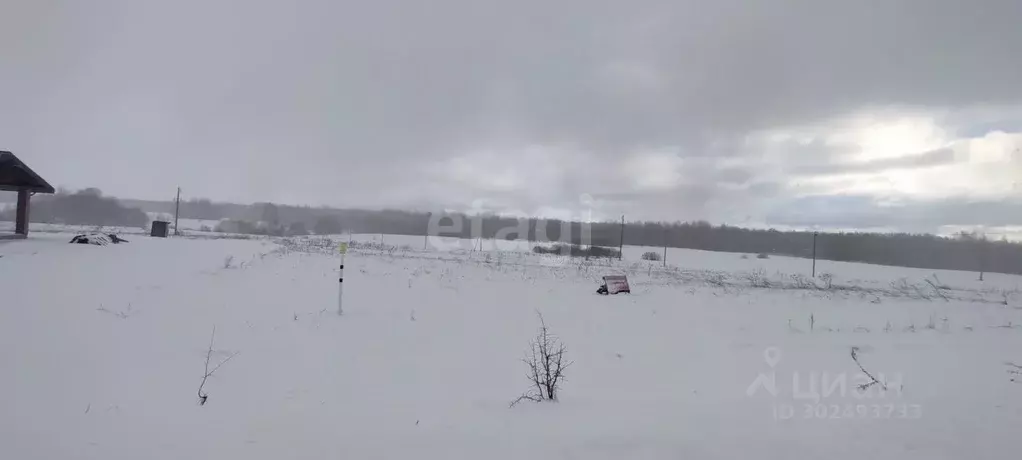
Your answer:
2,0 -> 1021,236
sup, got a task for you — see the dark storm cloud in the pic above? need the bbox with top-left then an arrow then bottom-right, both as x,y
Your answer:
1,0 -> 1020,230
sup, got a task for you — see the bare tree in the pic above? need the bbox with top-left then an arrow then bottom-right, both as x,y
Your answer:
198,326 -> 239,405
510,312 -> 572,407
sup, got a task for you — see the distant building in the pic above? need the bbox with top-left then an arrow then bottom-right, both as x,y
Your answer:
0,151 -> 55,238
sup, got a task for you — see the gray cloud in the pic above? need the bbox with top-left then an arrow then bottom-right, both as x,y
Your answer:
791,148 -> 956,176
1,0 -> 1021,232
767,195 -> 1022,233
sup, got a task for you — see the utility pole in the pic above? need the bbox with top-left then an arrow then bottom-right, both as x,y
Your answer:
663,227 -> 668,267
812,231 -> 818,277
618,215 -> 625,260
979,234 -> 987,281
174,187 -> 181,236
423,212 -> 431,250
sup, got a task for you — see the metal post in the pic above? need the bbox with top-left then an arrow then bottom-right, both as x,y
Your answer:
812,231 -> 818,277
618,215 -> 625,260
173,187 -> 181,236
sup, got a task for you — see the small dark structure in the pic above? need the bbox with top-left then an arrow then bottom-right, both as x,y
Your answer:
151,220 -> 170,238
0,151 -> 55,239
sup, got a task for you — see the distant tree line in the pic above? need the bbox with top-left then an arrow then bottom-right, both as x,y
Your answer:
0,188 -> 148,228
113,196 -> 1022,275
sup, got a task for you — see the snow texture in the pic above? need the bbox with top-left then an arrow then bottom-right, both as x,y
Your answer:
2,231 -> 1021,459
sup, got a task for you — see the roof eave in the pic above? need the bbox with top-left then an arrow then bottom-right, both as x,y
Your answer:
0,151 -> 56,194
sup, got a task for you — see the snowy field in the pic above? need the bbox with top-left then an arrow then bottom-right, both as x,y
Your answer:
2,232 -> 1022,459
1,218 -> 232,239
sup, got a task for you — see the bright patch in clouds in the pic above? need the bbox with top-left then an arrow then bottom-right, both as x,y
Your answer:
758,108 -> 1022,200
845,112 -> 949,162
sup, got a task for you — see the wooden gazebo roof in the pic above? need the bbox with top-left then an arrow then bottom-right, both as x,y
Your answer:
0,151 -> 55,193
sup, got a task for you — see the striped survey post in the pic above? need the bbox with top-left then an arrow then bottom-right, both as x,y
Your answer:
338,242 -> 347,315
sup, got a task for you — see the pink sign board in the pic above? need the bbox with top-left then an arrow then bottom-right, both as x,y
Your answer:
603,275 -> 631,294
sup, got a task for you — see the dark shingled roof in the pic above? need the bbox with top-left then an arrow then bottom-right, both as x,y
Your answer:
0,151 -> 55,193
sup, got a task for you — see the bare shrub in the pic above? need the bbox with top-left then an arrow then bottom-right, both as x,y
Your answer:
197,326 -> 239,406
744,268 -> 771,288
890,278 -> 913,296
576,258 -> 593,274
510,312 -> 572,407
641,251 -> 662,261
818,273 -> 834,289
533,244 -> 619,259
911,284 -> 933,301
929,274 -> 950,290
705,272 -> 728,287
756,253 -> 770,259
97,304 -> 135,320
850,347 -> 887,392
1007,362 -> 1022,384
923,276 -> 949,302
789,274 -> 817,289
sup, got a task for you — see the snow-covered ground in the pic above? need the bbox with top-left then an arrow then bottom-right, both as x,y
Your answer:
2,232 -> 1021,459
